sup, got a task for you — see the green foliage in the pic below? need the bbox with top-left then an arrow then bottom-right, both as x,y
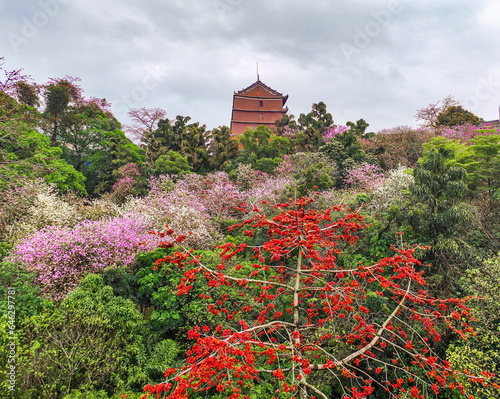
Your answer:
320,127 -> 366,187
179,121 -> 210,173
42,78 -> 81,147
15,274 -> 145,399
138,339 -> 180,381
59,102 -> 119,171
233,125 -> 290,173
409,137 -> 470,236
346,118 -> 373,138
208,125 -> 239,171
133,249 -> 219,337
83,128 -> 144,195
447,253 -> 500,399
278,152 -> 336,195
459,134 -> 500,199
436,105 -> 483,127
406,137 -> 480,294
62,390 -> 144,399
148,115 -> 210,173
295,101 -> 334,151
0,260 -> 46,321
153,150 -> 193,176
14,80 -> 39,107
0,92 -> 87,193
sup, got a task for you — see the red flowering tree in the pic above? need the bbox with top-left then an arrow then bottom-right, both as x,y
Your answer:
143,197 -> 491,399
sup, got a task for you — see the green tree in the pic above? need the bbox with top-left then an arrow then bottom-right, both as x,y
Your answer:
59,101 -> 120,172
346,118 -> 373,138
234,125 -> 290,173
277,152 -> 336,195
447,253 -> 500,399
153,150 -> 193,176
459,134 -> 500,201
208,126 -> 239,171
295,101 -> 334,151
42,78 -> 82,147
147,115 -> 210,173
436,105 -> 483,127
274,112 -> 300,139
179,121 -> 210,173
83,129 -> 144,195
407,137 -> 477,292
410,138 -> 469,237
319,127 -> 367,188
0,92 -> 86,193
16,274 -> 145,399
13,80 -> 39,107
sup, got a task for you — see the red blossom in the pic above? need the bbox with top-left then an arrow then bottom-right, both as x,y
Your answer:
142,197 -> 482,399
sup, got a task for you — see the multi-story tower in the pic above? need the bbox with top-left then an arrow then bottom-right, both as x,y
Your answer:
230,80 -> 288,136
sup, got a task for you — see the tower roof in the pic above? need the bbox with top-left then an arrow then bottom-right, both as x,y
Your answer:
235,80 -> 285,98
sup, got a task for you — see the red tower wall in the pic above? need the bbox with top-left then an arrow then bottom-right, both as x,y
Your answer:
230,81 -> 288,136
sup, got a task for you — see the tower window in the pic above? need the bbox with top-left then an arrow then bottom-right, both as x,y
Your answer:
259,100 -> 264,107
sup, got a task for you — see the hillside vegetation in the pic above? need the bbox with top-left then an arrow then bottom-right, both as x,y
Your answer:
1,62 -> 499,399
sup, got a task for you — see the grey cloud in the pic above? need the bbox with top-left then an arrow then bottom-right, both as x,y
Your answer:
1,0 -> 499,131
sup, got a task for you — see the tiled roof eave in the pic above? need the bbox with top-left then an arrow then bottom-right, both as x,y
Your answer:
236,80 -> 284,97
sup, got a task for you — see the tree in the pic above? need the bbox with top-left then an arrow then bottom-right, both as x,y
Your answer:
16,274 -> 145,399
447,253 -> 500,399
42,77 -> 83,147
147,115 -> 210,173
13,80 -> 40,107
15,216 -> 157,300
320,126 -> 367,188
407,137 -> 478,294
179,121 -> 210,173
0,92 -> 87,194
59,101 -> 118,172
0,57 -> 31,95
343,163 -> 385,191
459,134 -> 500,201
346,119 -> 373,138
208,126 -> 239,171
361,126 -> 434,170
144,197 -> 481,399
124,107 -> 167,146
235,125 -> 290,174
415,95 -> 459,128
153,150 -> 193,176
83,128 -> 144,195
276,152 -> 336,195
274,112 -> 300,140
295,102 -> 334,152
409,137 -> 470,238
436,105 -> 483,127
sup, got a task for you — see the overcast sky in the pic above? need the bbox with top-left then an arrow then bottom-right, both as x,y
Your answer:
1,0 -> 500,132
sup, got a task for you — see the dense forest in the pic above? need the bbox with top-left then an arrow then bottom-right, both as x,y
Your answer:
1,59 -> 499,399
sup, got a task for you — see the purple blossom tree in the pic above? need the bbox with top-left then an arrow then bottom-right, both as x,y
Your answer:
15,216 -> 158,300
439,123 -> 496,144
344,163 -> 386,191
